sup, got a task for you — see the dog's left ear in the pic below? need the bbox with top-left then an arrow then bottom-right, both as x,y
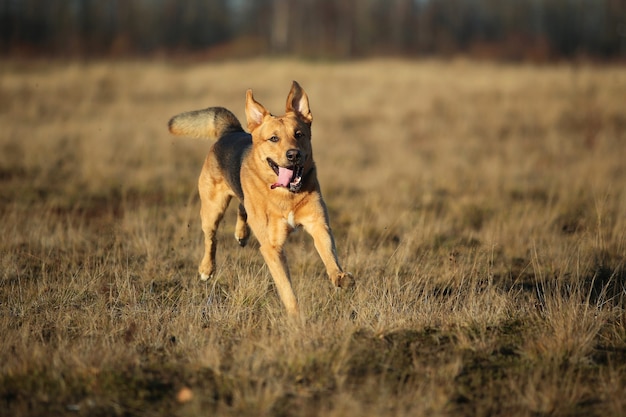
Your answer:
286,81 -> 313,124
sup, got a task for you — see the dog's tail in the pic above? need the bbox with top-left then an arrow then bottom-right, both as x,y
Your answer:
168,107 -> 244,139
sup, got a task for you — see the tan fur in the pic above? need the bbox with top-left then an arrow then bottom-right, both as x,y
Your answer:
168,107 -> 242,138
169,81 -> 354,319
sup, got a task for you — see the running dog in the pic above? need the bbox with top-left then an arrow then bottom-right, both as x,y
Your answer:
168,81 -> 354,318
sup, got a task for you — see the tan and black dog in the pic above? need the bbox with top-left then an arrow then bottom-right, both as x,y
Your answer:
168,81 -> 353,317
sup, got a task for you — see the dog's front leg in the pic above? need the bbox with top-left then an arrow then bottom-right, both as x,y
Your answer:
301,208 -> 354,289
259,243 -> 299,317
251,220 -> 300,318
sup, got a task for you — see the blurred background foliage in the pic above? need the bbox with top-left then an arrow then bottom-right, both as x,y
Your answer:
0,0 -> 625,61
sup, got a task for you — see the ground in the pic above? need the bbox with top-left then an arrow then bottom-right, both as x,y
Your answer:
1,59 -> 625,416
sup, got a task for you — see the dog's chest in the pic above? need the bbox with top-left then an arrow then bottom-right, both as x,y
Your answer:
286,211 -> 297,229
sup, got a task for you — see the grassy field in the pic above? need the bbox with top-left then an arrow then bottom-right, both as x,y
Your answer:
1,58 -> 625,416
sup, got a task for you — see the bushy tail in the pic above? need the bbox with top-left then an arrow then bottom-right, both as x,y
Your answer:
168,107 -> 243,139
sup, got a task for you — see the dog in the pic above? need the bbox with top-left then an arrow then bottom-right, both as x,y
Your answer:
168,81 -> 354,318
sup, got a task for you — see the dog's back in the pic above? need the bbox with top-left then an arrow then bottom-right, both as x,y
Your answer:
168,106 -> 249,200
213,132 -> 251,201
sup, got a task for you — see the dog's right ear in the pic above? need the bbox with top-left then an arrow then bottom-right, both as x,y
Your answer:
245,89 -> 268,132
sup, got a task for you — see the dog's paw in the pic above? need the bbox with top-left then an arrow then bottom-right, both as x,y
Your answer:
199,269 -> 214,281
235,234 -> 249,247
234,225 -> 250,247
335,272 -> 355,289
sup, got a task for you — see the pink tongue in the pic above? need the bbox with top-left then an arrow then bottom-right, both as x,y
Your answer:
272,167 -> 294,188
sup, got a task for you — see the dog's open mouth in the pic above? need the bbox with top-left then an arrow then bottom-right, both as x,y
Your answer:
268,158 -> 304,192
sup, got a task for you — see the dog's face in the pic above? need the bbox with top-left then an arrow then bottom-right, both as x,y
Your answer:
245,82 -> 314,193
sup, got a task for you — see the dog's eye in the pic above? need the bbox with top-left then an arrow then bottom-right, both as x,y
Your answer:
294,131 -> 303,139
268,135 -> 279,143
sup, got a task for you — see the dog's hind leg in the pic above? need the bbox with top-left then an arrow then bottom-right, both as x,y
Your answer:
198,179 -> 232,281
234,203 -> 250,247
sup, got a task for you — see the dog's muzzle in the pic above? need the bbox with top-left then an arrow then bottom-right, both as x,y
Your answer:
268,158 -> 304,193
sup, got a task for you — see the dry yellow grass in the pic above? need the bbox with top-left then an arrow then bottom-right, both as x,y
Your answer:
1,58 -> 625,416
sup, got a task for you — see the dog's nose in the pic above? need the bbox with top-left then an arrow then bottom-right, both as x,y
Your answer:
286,149 -> 302,164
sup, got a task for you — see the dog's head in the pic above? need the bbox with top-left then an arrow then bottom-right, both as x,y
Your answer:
245,81 -> 314,193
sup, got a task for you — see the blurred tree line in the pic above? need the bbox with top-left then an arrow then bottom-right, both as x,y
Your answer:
1,0 -> 624,60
